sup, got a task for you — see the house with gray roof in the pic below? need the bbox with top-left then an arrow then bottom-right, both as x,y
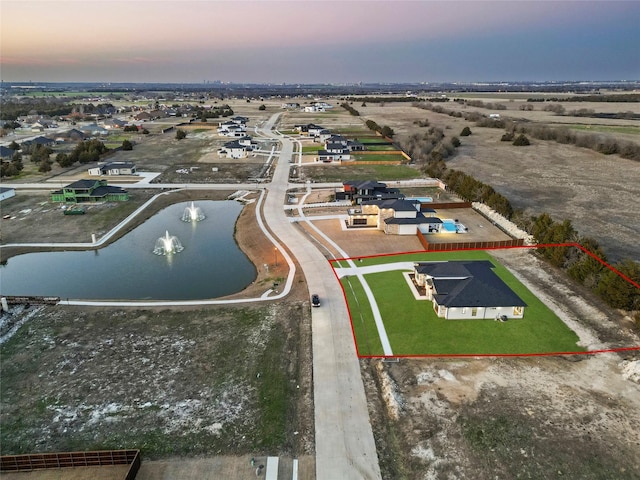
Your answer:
346,198 -> 442,234
413,260 -> 527,320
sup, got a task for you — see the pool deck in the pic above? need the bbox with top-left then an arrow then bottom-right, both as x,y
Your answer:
422,208 -> 512,245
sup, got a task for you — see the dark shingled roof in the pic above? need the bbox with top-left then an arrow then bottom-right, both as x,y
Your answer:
417,260 -> 527,308
364,198 -> 420,212
385,214 -> 442,225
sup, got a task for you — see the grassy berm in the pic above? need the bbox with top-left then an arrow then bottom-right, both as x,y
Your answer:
0,302 -> 313,459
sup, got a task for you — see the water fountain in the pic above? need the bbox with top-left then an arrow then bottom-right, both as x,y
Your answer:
181,201 -> 205,222
153,230 -> 184,255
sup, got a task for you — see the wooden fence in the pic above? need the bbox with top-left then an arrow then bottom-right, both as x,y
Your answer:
1,450 -> 140,480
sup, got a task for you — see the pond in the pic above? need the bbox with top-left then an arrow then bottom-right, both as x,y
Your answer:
0,201 -> 257,300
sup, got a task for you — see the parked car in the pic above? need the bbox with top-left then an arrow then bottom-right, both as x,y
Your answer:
311,294 -> 320,307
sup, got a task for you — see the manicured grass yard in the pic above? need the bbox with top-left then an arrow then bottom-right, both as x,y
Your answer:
352,153 -> 407,162
334,251 -> 584,356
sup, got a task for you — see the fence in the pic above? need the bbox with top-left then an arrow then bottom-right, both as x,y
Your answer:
1,450 -> 140,480
422,202 -> 472,210
417,232 -> 524,251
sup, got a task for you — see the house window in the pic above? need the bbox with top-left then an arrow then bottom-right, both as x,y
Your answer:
514,306 -> 523,316
471,308 -> 478,317
352,218 -> 367,225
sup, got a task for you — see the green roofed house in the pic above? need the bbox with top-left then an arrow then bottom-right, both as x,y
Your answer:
414,260 -> 527,320
51,179 -> 129,203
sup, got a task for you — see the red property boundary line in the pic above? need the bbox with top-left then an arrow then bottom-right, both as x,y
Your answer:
330,243 -> 640,359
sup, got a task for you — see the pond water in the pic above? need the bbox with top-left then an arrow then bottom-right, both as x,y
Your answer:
0,201 -> 257,300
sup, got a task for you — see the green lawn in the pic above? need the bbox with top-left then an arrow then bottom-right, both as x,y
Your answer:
304,164 -> 423,182
366,145 -> 398,151
334,251 -> 584,356
302,145 -> 323,153
352,153 -> 406,162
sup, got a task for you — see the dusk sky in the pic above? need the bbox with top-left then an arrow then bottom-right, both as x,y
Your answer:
1,0 -> 639,84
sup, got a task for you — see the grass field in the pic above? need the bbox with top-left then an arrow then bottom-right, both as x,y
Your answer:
302,164 -> 422,182
302,145 -> 323,153
352,153 -> 406,162
566,124 -> 640,136
334,251 -> 584,356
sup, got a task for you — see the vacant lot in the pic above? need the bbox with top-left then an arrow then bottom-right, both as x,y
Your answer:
359,99 -> 640,262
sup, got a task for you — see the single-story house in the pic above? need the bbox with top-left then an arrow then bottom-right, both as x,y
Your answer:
281,102 -> 300,109
79,124 -> 109,136
231,116 -> 249,125
0,145 -> 17,160
22,136 -> 56,148
103,118 -> 127,129
413,260 -> 527,320
88,162 -> 137,176
51,179 -> 129,203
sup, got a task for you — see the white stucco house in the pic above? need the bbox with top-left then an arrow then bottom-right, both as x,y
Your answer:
413,260 -> 527,320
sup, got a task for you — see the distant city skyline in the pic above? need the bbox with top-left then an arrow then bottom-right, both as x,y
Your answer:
1,0 -> 639,84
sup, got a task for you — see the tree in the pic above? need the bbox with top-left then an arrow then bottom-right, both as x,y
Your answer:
450,136 -> 461,148
122,140 -> 133,151
380,125 -> 395,138
501,132 -> 514,142
124,125 -> 138,132
513,134 -> 530,146
258,104 -> 266,111
56,153 -> 74,168
596,260 -> 640,310
460,126 -> 472,136
8,141 -> 19,150
38,159 -> 52,173
176,129 -> 187,140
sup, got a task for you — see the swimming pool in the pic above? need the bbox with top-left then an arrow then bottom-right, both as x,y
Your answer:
441,219 -> 468,233
442,220 -> 457,232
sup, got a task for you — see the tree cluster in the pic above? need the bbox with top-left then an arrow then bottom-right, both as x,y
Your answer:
193,105 -> 233,120
365,119 -> 395,138
72,139 -> 109,164
507,124 -> 640,161
518,213 -> 639,312
455,99 -> 507,110
341,102 -> 360,116
400,126 -> 459,165
0,152 -> 24,178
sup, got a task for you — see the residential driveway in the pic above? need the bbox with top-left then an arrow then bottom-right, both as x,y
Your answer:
259,115 -> 382,480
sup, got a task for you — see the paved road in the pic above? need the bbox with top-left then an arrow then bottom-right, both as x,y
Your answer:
258,115 -> 381,479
